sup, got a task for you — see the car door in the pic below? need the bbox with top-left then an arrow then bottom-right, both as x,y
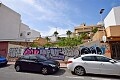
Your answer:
20,55 -> 30,71
81,56 -> 100,74
29,55 -> 44,72
96,56 -> 119,75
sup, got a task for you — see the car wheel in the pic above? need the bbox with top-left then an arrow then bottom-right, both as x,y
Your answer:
71,71 -> 75,75
15,65 -> 21,72
42,67 -> 48,75
74,66 -> 85,76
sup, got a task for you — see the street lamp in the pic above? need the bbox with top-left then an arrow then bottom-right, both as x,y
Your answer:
99,9 -> 106,43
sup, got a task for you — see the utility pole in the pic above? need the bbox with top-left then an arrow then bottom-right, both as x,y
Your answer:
100,9 -> 107,51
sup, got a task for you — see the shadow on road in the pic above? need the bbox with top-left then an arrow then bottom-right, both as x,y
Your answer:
20,68 -> 66,76
85,74 -> 120,79
0,64 -> 11,68
53,68 -> 66,76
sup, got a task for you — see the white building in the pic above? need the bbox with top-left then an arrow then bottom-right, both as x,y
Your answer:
104,6 -> 120,28
20,23 -> 40,42
0,3 -> 21,40
0,3 -> 40,42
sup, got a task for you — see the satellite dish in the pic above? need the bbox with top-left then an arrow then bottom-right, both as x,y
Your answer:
102,35 -> 106,43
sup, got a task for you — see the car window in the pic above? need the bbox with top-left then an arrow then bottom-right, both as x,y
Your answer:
22,55 -> 29,60
29,56 -> 38,61
37,55 -> 47,61
82,56 -> 96,61
96,56 -> 111,62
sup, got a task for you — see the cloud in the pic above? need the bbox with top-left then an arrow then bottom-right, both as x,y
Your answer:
40,26 -> 73,37
0,0 -> 77,37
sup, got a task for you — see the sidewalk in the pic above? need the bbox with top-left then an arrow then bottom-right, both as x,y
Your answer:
8,61 -> 67,68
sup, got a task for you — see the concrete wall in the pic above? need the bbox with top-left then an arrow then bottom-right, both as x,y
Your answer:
92,31 -> 104,41
114,6 -> 120,25
0,4 -> 21,40
104,6 -> 120,28
20,23 -> 30,33
8,43 -> 25,57
106,25 -> 120,37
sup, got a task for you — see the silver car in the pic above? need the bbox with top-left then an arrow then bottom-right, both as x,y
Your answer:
67,54 -> 120,76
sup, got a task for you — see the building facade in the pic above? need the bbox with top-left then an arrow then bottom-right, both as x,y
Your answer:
104,6 -> 120,28
74,24 -> 103,43
0,3 -> 40,57
0,3 -> 21,40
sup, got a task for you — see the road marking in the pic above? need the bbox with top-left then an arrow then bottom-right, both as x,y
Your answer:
92,77 -> 112,80
52,76 -> 60,77
66,76 -> 84,79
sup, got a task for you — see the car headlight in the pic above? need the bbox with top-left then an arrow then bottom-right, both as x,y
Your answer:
49,64 -> 56,67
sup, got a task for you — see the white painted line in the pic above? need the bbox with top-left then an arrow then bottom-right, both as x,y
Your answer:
66,76 -> 84,79
92,77 -> 111,80
52,76 -> 60,77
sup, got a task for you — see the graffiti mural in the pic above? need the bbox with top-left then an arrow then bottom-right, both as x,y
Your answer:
8,44 -> 109,60
23,47 -> 80,60
80,45 -> 107,55
9,48 -> 22,57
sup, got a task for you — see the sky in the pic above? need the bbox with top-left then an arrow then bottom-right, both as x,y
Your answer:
0,0 -> 120,37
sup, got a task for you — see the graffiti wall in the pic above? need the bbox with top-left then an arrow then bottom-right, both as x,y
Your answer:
9,48 -> 23,57
8,43 -> 110,60
23,47 -> 80,60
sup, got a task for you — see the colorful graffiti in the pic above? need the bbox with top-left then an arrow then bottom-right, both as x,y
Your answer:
8,44 -> 110,60
9,48 -> 22,57
23,47 -> 80,60
80,46 -> 103,55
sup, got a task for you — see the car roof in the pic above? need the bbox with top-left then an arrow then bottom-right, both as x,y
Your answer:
81,54 -> 104,57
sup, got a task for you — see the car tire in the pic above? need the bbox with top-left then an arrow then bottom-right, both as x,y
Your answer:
71,71 -> 75,75
15,65 -> 21,72
74,66 -> 85,76
41,67 -> 48,75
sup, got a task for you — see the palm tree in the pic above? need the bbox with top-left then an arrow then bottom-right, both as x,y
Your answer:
66,30 -> 72,38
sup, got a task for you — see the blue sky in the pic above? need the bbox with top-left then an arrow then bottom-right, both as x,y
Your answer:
1,0 -> 120,37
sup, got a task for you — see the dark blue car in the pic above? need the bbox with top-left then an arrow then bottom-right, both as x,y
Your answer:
0,55 -> 8,66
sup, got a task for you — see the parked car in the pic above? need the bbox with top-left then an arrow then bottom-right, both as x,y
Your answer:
0,55 -> 8,66
14,54 -> 60,75
67,54 -> 120,76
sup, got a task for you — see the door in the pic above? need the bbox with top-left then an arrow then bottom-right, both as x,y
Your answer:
81,56 -> 100,74
29,55 -> 42,71
20,55 -> 30,71
111,42 -> 120,60
96,56 -> 119,75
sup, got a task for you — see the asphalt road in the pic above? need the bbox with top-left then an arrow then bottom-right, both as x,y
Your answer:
0,64 -> 120,80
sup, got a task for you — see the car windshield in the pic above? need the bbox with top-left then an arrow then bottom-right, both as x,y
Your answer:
37,55 -> 48,61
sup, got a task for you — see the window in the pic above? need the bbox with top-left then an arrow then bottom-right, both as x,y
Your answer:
27,32 -> 31,35
22,55 -> 29,60
96,56 -> 111,62
20,33 -> 23,37
29,56 -> 38,61
82,56 -> 96,61
37,55 -> 47,61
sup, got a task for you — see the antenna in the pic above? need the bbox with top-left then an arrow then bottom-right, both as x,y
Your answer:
56,27 -> 57,31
